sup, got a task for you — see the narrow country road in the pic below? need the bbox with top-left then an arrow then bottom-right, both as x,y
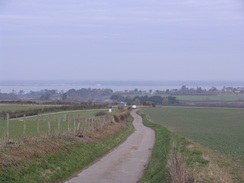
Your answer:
64,110 -> 155,183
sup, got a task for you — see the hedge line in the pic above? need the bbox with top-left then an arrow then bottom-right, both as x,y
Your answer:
0,104 -> 109,119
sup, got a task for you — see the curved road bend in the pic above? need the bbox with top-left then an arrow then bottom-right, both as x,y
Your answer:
64,110 -> 155,183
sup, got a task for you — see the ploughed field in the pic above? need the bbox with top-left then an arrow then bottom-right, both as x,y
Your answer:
143,107 -> 244,166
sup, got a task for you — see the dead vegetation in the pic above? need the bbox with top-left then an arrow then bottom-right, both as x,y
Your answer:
188,141 -> 243,183
168,143 -> 189,183
0,110 -> 130,170
167,140 -> 242,183
113,110 -> 130,122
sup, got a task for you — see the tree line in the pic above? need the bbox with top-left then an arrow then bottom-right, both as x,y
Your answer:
110,95 -> 178,106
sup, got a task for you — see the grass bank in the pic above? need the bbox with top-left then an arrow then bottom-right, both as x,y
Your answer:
138,112 -> 171,183
138,111 -> 227,183
0,117 -> 134,183
143,107 -> 244,166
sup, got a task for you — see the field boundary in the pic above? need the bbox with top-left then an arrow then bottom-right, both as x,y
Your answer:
12,108 -> 108,120
0,109 -> 124,143
141,107 -> 244,183
0,113 -> 134,183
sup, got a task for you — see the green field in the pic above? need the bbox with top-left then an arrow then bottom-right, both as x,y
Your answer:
157,94 -> 244,101
0,109 -> 120,140
124,94 -> 244,101
142,107 -> 244,166
0,105 -> 47,112
175,94 -> 244,101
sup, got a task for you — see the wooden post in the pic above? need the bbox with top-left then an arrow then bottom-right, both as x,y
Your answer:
85,118 -> 88,132
93,118 -> 96,130
99,118 -> 102,129
58,118 -> 61,133
48,115 -> 51,135
91,117 -> 94,132
6,113 -> 10,141
68,118 -> 70,132
37,117 -> 40,135
100,118 -> 103,129
101,117 -> 104,129
23,114 -> 26,137
89,118 -> 91,130
73,117 -> 76,135
77,122 -> 81,134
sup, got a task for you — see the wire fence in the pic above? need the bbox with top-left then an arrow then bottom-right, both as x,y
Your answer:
0,113 -> 115,141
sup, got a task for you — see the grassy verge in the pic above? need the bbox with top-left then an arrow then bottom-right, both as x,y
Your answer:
143,106 -> 244,166
138,111 -> 171,183
142,106 -> 244,182
139,111 -> 216,183
0,117 -> 134,183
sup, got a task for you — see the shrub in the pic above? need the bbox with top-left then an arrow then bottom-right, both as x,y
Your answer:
95,111 -> 108,116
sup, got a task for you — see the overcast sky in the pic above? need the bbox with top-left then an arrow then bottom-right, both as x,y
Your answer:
0,0 -> 244,81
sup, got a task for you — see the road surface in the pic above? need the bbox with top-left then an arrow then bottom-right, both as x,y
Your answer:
64,110 -> 155,183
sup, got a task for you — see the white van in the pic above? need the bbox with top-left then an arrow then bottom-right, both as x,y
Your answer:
132,105 -> 137,109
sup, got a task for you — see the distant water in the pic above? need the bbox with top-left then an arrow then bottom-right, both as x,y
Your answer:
0,80 -> 244,93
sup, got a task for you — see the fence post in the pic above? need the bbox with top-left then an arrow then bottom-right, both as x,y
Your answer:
48,115 -> 51,135
91,117 -> 94,133
73,117 -> 76,135
85,118 -> 88,133
77,122 -> 81,135
68,117 -> 70,132
89,118 -> 91,130
103,116 -> 106,127
23,114 -> 26,137
37,116 -> 40,135
58,118 -> 61,133
6,113 -> 10,141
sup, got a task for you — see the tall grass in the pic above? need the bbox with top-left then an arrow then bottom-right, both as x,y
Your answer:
167,143 -> 188,183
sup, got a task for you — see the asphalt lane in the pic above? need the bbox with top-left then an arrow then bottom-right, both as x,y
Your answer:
64,110 -> 155,183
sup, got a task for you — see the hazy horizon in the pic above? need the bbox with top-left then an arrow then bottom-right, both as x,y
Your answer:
1,80 -> 244,93
1,79 -> 244,82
